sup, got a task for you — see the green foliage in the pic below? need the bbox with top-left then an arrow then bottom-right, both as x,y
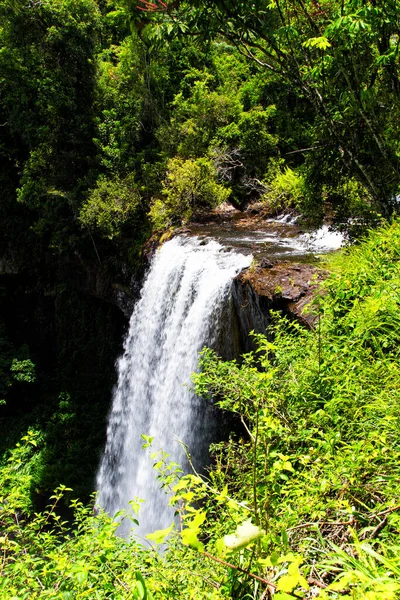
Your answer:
2,224 -> 400,598
262,161 -> 305,213
0,336 -> 36,406
79,174 -> 143,240
0,469 -> 151,598
189,220 -> 400,597
135,0 -> 400,217
163,79 -> 243,159
93,30 -> 171,175
10,358 -> 36,384
0,0 -> 101,206
150,41 -> 286,211
235,107 -> 278,178
0,435 -> 224,599
0,429 -> 44,514
94,40 -> 142,174
149,157 -> 230,229
318,537 -> 400,599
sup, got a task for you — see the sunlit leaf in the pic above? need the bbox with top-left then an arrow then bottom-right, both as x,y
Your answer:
146,523 -> 174,544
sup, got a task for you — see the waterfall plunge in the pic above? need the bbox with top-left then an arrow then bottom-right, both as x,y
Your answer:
97,236 -> 251,537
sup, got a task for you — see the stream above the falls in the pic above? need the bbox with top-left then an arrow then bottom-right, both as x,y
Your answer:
187,211 -> 344,261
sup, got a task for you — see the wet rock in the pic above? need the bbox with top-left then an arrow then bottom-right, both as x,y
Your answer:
259,257 -> 274,269
212,202 -> 240,215
236,261 -> 327,328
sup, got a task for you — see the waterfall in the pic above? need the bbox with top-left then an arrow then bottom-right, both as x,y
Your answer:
97,236 -> 251,538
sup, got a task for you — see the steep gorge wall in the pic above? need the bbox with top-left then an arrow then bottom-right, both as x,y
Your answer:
0,267 -> 127,500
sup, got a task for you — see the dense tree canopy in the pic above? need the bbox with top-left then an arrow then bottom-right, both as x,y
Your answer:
130,0 -> 400,219
1,0 -> 398,251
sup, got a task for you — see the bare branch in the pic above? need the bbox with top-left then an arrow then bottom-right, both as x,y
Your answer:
211,147 -> 244,182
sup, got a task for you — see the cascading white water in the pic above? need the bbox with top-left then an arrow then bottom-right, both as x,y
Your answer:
96,236 -> 251,538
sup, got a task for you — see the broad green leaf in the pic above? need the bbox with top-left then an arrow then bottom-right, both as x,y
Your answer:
189,510 -> 206,529
303,36 -> 331,50
215,537 -> 226,555
327,572 -> 354,591
276,574 -> 299,593
135,580 -> 146,599
181,528 -> 204,551
146,523 -> 174,544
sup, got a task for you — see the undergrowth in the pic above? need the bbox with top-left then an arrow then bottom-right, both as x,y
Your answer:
2,221 -> 400,598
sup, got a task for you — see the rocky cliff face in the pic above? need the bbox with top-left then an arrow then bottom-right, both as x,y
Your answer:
237,261 -> 325,327
231,260 -> 325,353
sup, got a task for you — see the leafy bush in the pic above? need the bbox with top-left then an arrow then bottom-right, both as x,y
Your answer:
236,107 -> 278,177
79,174 -> 142,240
160,79 -> 243,159
0,429 -> 44,515
261,160 -> 305,213
149,157 -> 230,230
10,359 -> 36,384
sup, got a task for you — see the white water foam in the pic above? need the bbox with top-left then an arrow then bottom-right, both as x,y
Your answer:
297,225 -> 344,252
96,236 -> 251,538
224,223 -> 344,256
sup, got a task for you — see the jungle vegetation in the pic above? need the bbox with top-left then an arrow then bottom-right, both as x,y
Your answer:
1,0 -> 400,598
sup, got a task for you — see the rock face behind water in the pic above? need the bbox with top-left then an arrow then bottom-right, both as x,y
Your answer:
233,261 -> 326,341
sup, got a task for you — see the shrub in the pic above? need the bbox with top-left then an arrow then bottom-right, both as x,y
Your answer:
237,107 -> 278,177
149,157 -> 230,230
10,358 -> 36,384
262,160 -> 305,213
79,174 -> 142,240
163,80 -> 243,159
